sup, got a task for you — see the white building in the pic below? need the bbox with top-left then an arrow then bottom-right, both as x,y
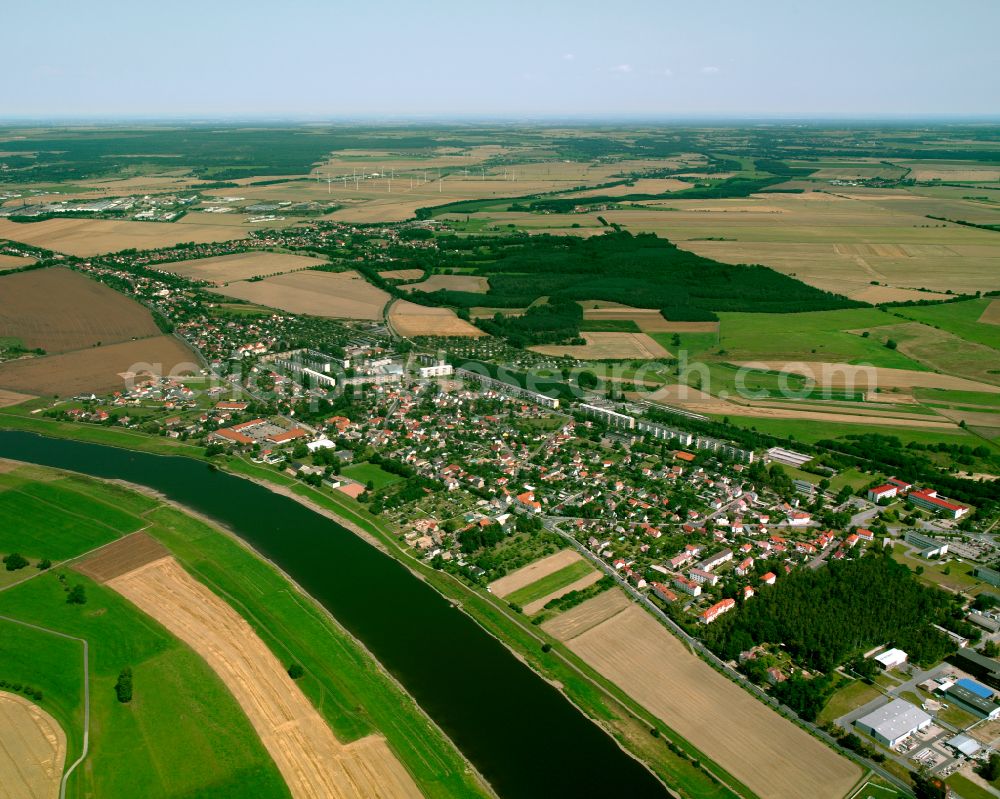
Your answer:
873,648 -> 908,671
855,698 -> 932,747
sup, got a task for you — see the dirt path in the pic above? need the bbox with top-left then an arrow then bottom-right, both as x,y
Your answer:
107,556 -> 423,799
0,692 -> 67,799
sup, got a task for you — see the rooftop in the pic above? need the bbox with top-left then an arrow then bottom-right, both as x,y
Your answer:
856,698 -> 931,742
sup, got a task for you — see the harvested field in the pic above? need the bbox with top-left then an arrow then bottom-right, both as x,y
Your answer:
389,300 -> 484,338
0,218 -> 246,257
553,597 -> 860,799
489,549 -> 582,598
158,252 -> 327,285
0,389 -> 34,407
541,588 -> 631,639
980,300 -> 1000,326
75,532 -> 169,583
209,270 -> 390,320
530,332 -> 669,360
107,556 -> 422,799
0,335 -> 197,396
732,361 -> 1000,394
0,691 -> 66,799
0,254 -> 35,269
403,274 -> 489,294
522,571 -> 602,616
0,267 -> 161,353
378,269 -> 425,280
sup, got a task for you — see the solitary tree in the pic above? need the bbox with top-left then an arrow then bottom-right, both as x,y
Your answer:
66,584 -> 87,605
2,553 -> 28,571
115,668 -> 133,703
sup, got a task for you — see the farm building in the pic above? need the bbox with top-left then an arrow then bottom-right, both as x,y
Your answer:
855,698 -> 932,747
873,648 -> 908,671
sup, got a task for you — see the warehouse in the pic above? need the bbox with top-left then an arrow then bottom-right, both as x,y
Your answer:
944,682 -> 1000,719
855,698 -> 932,747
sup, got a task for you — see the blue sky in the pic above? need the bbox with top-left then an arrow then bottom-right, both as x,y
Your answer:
4,0 -> 999,119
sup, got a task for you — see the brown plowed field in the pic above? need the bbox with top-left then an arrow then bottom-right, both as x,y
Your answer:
209,270 -> 389,320
489,549 -> 582,598
551,596 -> 860,799
108,556 -> 422,799
0,335 -> 197,396
75,532 -> 168,582
0,254 -> 35,270
0,691 -> 66,799
158,252 -> 328,285
0,267 -> 161,353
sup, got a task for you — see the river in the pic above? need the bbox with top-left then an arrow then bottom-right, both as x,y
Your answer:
0,430 -> 669,798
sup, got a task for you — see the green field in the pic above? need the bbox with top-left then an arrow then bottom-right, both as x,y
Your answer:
505,559 -> 595,608
341,461 -> 403,490
894,298 -> 1000,351
817,679 -> 882,725
0,470 -> 145,560
0,464 -> 490,799
711,413 -> 974,448
0,576 -> 289,799
947,772 -> 995,799
651,331 -> 719,357
715,308 -> 926,368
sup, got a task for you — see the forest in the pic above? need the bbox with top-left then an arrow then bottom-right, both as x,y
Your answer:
401,230 -> 861,344
700,550 -> 959,674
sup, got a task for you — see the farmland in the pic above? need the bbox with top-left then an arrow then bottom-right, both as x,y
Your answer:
107,551 -> 423,799
0,691 -> 66,799
530,331 -> 670,360
489,549 -> 582,598
0,335 -> 197,396
0,218 -> 248,257
548,592 -> 861,799
388,300 -> 484,337
0,462 -> 490,799
0,267 -> 161,353
157,251 -> 328,285
209,270 -> 390,320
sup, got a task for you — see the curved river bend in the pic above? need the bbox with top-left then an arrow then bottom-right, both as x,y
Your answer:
0,431 -> 668,798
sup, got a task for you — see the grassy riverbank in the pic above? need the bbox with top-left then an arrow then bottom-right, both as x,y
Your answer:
0,414 -> 753,799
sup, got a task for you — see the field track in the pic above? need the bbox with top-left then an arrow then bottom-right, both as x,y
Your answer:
105,553 -> 422,799
488,549 -> 582,598
0,691 -> 66,799
549,595 -> 860,799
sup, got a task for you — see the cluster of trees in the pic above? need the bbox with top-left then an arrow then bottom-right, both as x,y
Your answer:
2,553 -> 28,571
701,550 -> 957,673
114,668 -> 133,703
477,297 -> 584,346
541,576 -> 614,614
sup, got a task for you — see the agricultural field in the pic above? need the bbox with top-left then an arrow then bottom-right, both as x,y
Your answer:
503,560 -> 599,615
106,550 -> 422,799
530,332 -> 669,360
209,270 -> 390,320
546,592 -> 861,799
403,274 -> 489,294
0,463 -> 489,799
0,218 -> 246,257
0,267 -> 161,353
489,549 -> 582,599
0,691 -> 66,799
0,253 -> 35,269
0,335 -> 197,396
157,251 -> 328,285
388,300 -> 484,337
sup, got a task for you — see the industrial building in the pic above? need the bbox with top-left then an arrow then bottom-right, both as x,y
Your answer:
944,680 -> 1000,719
855,698 -> 932,747
873,648 -> 908,671
952,648 -> 1000,690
